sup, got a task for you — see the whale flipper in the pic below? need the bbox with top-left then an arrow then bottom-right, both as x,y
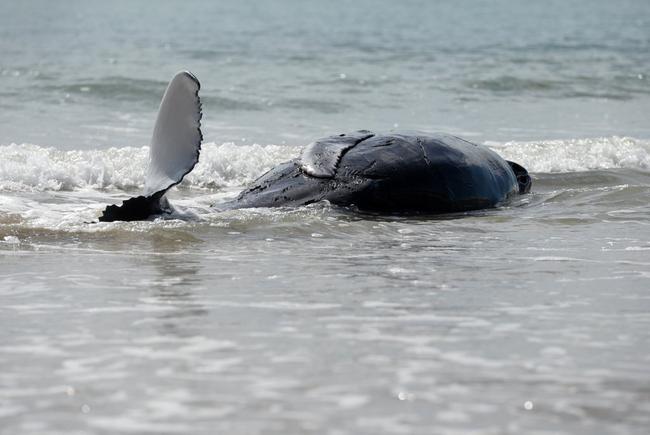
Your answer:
99,71 -> 202,222
144,71 -> 202,196
300,130 -> 374,178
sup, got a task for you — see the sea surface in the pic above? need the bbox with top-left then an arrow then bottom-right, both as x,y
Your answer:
1,0 -> 650,434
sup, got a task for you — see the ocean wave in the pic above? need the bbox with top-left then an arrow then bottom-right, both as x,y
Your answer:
462,73 -> 648,100
0,142 -> 296,192
1,137 -> 648,192
487,136 -> 650,173
43,77 -> 168,103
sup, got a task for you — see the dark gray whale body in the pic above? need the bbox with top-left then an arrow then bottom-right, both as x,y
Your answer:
228,131 -> 531,213
99,72 -> 531,222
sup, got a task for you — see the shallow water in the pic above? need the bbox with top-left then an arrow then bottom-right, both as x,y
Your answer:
2,151 -> 650,434
2,0 -> 650,434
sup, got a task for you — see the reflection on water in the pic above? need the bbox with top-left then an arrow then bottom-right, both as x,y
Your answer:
147,232 -> 210,337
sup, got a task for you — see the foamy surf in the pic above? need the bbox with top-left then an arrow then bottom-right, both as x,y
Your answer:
488,136 -> 650,173
0,142 -> 297,192
1,137 -> 649,193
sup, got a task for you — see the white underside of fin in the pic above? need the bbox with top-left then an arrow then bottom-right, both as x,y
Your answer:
143,71 -> 202,196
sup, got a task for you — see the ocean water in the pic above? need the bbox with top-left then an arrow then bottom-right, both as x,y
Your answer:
1,1 -> 650,434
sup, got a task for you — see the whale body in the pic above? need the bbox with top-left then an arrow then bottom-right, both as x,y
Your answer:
225,131 -> 531,213
99,72 -> 531,222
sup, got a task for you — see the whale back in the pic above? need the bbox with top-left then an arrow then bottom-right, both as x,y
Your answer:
329,133 -> 520,212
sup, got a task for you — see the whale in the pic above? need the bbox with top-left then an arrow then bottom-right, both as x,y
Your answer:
99,71 -> 531,222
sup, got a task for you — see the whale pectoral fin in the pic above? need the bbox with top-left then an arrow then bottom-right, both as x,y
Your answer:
144,71 -> 203,196
507,160 -> 532,194
99,71 -> 202,222
300,130 -> 374,178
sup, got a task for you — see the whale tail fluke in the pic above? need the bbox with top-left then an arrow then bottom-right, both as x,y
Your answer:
99,71 -> 202,222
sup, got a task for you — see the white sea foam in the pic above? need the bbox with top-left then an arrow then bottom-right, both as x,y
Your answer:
1,137 -> 649,193
0,143 -> 149,192
0,142 -> 297,192
486,136 -> 650,173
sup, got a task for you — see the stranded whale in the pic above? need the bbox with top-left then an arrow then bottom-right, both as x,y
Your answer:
99,71 -> 531,222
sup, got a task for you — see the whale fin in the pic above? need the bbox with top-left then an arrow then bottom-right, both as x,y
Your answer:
99,71 -> 202,222
300,130 -> 374,178
144,71 -> 202,196
507,160 -> 532,194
